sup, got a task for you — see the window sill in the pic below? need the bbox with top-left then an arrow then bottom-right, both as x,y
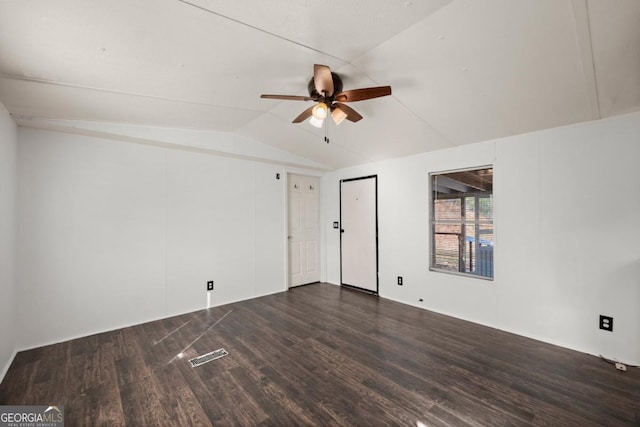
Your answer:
429,268 -> 494,281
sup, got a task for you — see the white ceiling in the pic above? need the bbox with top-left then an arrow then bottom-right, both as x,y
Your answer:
0,0 -> 638,169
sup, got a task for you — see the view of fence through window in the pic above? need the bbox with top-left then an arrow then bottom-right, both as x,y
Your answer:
431,167 -> 493,279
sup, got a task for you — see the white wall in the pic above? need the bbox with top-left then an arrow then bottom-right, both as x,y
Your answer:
17,127 -> 289,350
323,112 -> 640,365
0,102 -> 17,381
12,111 -> 640,365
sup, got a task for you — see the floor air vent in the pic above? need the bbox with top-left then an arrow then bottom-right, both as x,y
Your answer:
189,348 -> 228,367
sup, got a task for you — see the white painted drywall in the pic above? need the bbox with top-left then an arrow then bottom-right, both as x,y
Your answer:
0,102 -> 17,381
16,127 -> 292,350
323,112 -> 640,365
253,162 -> 287,298
17,128 -> 167,348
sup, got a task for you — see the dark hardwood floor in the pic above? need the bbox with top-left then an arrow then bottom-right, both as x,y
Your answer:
1,283 -> 639,426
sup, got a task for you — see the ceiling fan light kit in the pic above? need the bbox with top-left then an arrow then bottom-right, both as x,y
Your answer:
309,116 -> 324,128
331,108 -> 348,126
312,102 -> 328,120
260,64 -> 392,128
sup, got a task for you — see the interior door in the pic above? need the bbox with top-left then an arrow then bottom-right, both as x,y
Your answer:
288,174 -> 320,287
340,176 -> 378,293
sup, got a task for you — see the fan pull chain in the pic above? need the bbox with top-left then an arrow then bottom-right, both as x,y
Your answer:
324,115 -> 330,144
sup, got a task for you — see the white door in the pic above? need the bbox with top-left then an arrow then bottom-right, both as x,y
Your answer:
288,174 -> 320,287
340,176 -> 378,293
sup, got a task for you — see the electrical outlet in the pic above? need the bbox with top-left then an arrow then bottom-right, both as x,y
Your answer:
397,276 -> 403,286
207,281 -> 214,291
599,315 -> 613,332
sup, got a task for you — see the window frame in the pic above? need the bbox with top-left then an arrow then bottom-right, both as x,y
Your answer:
429,165 -> 494,281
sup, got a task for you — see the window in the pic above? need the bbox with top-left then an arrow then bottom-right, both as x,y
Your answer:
430,167 -> 493,279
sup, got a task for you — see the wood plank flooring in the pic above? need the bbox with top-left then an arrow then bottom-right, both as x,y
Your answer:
1,283 -> 639,426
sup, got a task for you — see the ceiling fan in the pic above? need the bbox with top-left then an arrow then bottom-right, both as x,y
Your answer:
260,64 -> 392,128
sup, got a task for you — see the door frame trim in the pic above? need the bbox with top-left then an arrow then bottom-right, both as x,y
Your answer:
339,174 -> 379,295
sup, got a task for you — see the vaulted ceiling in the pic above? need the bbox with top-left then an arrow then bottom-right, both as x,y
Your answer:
0,0 -> 638,170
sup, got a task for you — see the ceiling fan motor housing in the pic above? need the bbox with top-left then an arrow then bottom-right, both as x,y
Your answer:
308,72 -> 343,102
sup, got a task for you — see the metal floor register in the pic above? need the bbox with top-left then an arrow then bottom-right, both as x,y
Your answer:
188,348 -> 229,367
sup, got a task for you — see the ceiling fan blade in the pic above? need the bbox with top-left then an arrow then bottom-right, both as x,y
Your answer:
261,94 -> 315,101
314,64 -> 334,97
335,86 -> 392,102
292,105 -> 314,123
333,103 -> 363,123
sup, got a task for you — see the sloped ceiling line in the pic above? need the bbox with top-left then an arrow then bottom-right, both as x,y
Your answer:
584,0 -> 602,119
571,0 -> 601,120
0,72 -> 263,114
177,0 -> 347,63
